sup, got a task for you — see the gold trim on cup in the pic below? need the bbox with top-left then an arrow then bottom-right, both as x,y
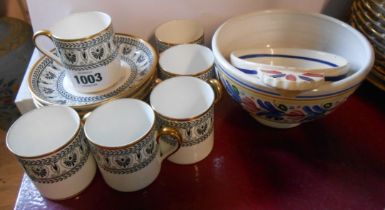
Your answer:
49,22 -> 113,42
156,127 -> 183,159
208,78 -> 223,104
159,63 -> 213,78
84,99 -> 157,150
155,19 -> 204,46
33,11 -> 113,42
152,103 -> 214,122
150,78 -> 222,122
6,106 -> 82,159
28,33 -> 158,111
32,22 -> 112,46
156,34 -> 204,47
86,122 -> 157,150
32,12 -> 114,66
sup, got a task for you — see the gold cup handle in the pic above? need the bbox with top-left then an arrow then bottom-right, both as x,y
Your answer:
156,127 -> 182,161
155,78 -> 163,85
81,111 -> 92,124
149,78 -> 163,91
32,30 -> 63,65
208,78 -> 223,104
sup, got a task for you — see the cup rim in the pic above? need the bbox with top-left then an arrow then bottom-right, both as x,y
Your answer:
159,64 -> 213,77
159,44 -> 214,77
156,34 -> 204,46
84,99 -> 156,150
150,76 -> 215,121
153,103 -> 214,122
155,19 -> 204,45
6,106 -> 81,159
48,11 -> 112,42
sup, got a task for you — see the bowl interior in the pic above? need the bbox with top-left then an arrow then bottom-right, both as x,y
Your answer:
214,10 -> 373,94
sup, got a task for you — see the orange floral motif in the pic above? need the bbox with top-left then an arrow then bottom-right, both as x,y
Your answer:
241,97 -> 260,113
286,110 -> 306,121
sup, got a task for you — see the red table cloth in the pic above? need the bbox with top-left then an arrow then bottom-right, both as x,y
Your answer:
14,81 -> 385,210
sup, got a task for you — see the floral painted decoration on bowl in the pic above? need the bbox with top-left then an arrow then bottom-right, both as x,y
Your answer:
218,69 -> 350,128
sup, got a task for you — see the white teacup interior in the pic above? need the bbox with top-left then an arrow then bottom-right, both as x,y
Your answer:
150,76 -> 214,119
6,106 -> 80,158
50,11 -> 111,40
160,44 -> 214,75
155,19 -> 203,44
84,99 -> 154,147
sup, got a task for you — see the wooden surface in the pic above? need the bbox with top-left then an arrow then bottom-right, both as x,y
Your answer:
0,129 -> 23,210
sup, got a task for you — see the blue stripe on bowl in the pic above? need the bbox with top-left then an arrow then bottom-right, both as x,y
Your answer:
235,67 -> 347,81
236,67 -> 258,74
239,54 -> 338,67
324,74 -> 348,81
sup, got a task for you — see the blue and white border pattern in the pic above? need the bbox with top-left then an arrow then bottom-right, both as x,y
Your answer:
89,129 -> 158,175
18,128 -> 90,184
53,25 -> 117,71
157,108 -> 213,147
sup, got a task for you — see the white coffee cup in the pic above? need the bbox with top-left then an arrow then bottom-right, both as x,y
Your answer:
150,76 -> 222,164
6,106 -> 96,200
33,11 -> 123,93
155,19 -> 204,53
159,44 -> 215,81
84,99 -> 182,192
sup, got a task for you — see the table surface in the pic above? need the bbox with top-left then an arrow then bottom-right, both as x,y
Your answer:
14,81 -> 385,210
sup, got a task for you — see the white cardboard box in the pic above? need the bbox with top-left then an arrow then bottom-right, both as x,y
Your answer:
16,0 -> 328,114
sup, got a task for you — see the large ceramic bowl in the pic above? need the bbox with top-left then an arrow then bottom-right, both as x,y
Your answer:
212,10 -> 374,128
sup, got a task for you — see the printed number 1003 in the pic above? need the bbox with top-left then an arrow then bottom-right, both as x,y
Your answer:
74,73 -> 103,85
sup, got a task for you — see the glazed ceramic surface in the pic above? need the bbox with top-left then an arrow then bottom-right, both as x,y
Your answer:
230,48 -> 349,91
6,106 -> 96,200
212,10 -> 374,128
159,44 -> 215,81
231,48 -> 349,76
155,19 -> 204,52
33,11 -> 123,93
29,33 -> 157,110
150,76 -> 218,164
84,99 -> 181,192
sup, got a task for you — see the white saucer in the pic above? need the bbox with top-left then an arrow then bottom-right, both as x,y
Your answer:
28,33 -> 157,109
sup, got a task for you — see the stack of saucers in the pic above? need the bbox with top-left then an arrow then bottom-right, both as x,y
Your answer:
28,34 -> 158,116
350,0 -> 385,90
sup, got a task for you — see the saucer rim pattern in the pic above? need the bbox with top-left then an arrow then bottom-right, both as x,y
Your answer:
28,33 -> 158,109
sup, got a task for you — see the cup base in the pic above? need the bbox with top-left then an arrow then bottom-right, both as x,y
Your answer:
167,132 -> 214,165
36,154 -> 97,200
251,114 -> 300,129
